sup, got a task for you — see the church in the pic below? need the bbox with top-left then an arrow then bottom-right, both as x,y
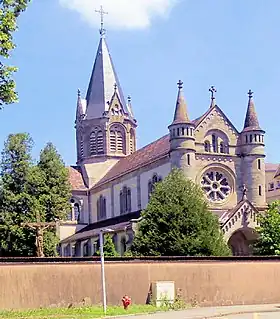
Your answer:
59,24 -> 268,257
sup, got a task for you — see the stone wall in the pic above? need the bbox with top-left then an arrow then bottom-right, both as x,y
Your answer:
1,259 -> 280,309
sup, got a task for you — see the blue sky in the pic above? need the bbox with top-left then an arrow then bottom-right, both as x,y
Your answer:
2,0 -> 280,165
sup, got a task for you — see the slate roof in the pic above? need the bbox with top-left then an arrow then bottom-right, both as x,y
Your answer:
171,82 -> 191,124
60,211 -> 141,244
85,37 -> 133,120
243,95 -> 261,131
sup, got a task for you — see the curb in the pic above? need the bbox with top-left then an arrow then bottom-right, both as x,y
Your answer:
184,308 -> 280,319
103,308 -> 280,318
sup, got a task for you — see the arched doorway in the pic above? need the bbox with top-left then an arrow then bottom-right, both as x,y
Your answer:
228,228 -> 258,256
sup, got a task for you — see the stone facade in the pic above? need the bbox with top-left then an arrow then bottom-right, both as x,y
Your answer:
59,31 -> 271,257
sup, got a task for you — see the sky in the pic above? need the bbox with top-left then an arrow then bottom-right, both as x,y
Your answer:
2,0 -> 280,165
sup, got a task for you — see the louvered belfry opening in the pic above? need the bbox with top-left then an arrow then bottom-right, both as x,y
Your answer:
90,128 -> 104,156
110,125 -> 125,154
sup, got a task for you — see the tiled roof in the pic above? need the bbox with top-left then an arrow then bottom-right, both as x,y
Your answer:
274,165 -> 280,178
94,134 -> 170,188
265,163 -> 279,172
68,166 -> 87,191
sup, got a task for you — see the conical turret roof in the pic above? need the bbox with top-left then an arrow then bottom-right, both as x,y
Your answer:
243,90 -> 261,131
172,80 -> 191,124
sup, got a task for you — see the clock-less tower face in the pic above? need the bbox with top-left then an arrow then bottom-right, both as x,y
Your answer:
201,170 -> 232,202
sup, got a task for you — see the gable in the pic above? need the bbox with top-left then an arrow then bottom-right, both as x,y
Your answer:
220,200 -> 260,241
194,106 -> 240,145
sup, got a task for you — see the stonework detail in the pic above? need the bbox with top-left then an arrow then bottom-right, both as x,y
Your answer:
201,170 -> 231,202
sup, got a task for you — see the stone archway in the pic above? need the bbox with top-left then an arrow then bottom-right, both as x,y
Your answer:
228,228 -> 258,256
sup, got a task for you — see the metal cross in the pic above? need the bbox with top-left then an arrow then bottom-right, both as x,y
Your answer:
95,5 -> 108,37
177,80 -> 183,89
209,86 -> 217,100
248,89 -> 253,99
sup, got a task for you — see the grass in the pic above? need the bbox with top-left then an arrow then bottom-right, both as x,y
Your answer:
0,304 -> 169,319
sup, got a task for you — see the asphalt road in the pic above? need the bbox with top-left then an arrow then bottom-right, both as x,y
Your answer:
131,305 -> 280,319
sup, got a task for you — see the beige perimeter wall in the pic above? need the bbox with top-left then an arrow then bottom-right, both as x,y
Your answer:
1,261 -> 280,309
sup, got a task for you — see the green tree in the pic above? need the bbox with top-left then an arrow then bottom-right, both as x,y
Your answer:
0,133 -> 35,256
0,0 -> 30,106
35,143 -> 72,256
130,169 -> 231,257
253,201 -> 280,256
96,234 -> 119,257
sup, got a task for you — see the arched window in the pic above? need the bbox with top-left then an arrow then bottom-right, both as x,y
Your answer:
204,141 -> 210,152
97,195 -> 106,220
120,186 -> 132,215
148,174 -> 162,199
187,154 -> 190,165
68,198 -> 81,222
110,125 -> 125,154
220,142 -> 225,154
74,203 -> 80,222
90,128 -> 104,155
212,134 -> 217,152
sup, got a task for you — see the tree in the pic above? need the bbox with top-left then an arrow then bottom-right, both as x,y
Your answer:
253,201 -> 280,256
130,169 -> 231,257
0,0 -> 30,106
95,234 -> 119,257
37,142 -> 71,222
35,143 -> 72,256
0,133 -> 35,256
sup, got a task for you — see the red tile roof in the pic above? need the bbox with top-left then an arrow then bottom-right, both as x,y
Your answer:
265,163 -> 279,172
94,134 -> 170,188
68,166 -> 87,191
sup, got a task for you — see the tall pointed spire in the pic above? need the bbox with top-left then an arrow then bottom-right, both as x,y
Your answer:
209,85 -> 217,108
84,18 -> 133,120
243,89 -> 260,131
172,80 -> 190,124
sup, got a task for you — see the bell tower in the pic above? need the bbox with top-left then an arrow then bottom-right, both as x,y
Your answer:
75,7 -> 137,187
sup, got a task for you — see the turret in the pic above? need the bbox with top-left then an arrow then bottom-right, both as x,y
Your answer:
168,80 -> 196,180
240,90 -> 266,208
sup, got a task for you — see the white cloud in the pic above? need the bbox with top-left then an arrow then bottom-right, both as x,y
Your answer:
59,0 -> 178,29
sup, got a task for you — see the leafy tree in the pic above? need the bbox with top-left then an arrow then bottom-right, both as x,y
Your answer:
34,143 -> 71,256
253,201 -> 280,256
130,169 -> 231,257
0,133 -> 35,256
0,0 -> 30,106
37,142 -> 71,222
96,234 -> 119,257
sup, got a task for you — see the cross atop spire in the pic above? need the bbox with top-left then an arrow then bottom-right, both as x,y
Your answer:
248,89 -> 253,99
177,80 -> 183,90
209,85 -> 217,108
95,5 -> 108,37
209,85 -> 217,100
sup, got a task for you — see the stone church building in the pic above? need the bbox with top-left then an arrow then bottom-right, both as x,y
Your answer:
59,29 -> 267,257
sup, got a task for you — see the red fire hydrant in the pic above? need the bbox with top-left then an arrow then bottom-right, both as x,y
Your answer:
122,295 -> 131,310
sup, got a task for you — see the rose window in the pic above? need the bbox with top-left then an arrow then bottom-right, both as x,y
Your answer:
201,171 -> 231,201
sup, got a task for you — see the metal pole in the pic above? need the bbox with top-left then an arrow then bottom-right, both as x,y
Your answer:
99,231 -> 107,315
